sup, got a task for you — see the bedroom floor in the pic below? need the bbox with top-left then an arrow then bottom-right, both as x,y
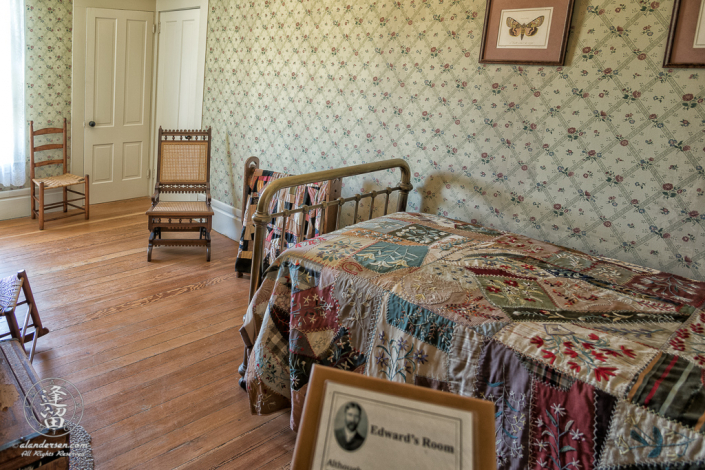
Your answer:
0,197 -> 296,469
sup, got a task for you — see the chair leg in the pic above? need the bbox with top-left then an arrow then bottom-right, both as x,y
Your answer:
63,187 -> 68,212
205,230 -> 211,262
2,307 -> 23,344
84,175 -> 90,220
30,183 -> 36,219
18,271 -> 49,338
38,182 -> 45,230
148,231 -> 155,262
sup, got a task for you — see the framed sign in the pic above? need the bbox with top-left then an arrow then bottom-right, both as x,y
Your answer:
664,0 -> 705,67
291,365 -> 495,470
479,0 -> 575,65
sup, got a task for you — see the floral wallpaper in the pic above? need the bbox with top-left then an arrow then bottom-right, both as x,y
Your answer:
0,0 -> 73,191
203,0 -> 705,280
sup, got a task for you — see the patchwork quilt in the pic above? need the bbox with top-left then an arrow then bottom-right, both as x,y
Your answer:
243,212 -> 705,469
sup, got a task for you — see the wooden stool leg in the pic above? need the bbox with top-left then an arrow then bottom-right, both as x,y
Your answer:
84,175 -> 90,220
38,182 -> 45,230
30,183 -> 36,219
63,187 -> 68,212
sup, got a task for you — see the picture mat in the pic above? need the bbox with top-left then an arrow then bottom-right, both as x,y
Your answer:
497,7 -> 554,49
694,0 -> 705,48
310,381 -> 475,470
664,0 -> 705,65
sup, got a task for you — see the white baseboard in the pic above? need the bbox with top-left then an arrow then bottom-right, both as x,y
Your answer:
0,188 -> 81,221
197,194 -> 242,241
0,190 -> 241,242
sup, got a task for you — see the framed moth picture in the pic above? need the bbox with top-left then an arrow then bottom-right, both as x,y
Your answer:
663,0 -> 705,67
479,0 -> 575,65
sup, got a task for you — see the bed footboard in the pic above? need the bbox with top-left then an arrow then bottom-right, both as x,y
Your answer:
238,159 -> 413,390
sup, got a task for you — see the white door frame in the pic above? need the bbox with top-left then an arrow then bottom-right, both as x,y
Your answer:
72,0 -> 156,188
150,0 -> 209,193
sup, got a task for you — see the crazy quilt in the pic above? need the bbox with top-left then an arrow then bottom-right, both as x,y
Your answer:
243,212 -> 705,469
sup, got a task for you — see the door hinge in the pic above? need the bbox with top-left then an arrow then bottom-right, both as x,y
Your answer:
153,23 -> 158,34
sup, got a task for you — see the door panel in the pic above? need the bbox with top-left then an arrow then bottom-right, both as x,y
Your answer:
122,142 -> 142,180
85,8 -> 154,204
93,18 -> 117,127
92,144 -> 114,183
124,20 -> 147,126
156,9 -> 201,130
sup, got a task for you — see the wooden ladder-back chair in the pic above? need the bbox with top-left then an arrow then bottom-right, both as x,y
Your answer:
146,127 -> 214,261
29,118 -> 89,229
0,271 -> 48,363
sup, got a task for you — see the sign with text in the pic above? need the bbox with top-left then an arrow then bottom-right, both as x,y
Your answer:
291,366 -> 495,470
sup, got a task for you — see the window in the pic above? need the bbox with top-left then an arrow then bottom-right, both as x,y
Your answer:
0,0 -> 25,188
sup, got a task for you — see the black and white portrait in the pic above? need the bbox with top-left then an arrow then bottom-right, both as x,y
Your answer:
333,401 -> 368,452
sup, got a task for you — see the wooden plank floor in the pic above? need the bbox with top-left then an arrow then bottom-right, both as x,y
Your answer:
0,198 -> 296,469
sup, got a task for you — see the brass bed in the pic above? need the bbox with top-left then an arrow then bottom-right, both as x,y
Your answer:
236,159 -> 705,469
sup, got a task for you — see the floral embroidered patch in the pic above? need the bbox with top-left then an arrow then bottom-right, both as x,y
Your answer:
495,323 -> 656,396
367,327 -> 447,385
531,380 -> 596,470
475,341 -> 532,469
668,311 -> 705,367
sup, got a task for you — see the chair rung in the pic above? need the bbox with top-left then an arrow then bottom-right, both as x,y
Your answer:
66,189 -> 86,196
32,127 -> 63,136
42,211 -> 87,222
33,144 -> 64,152
34,159 -> 64,167
43,197 -> 85,209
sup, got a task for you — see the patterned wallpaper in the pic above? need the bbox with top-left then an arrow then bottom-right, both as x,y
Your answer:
202,0 -> 705,280
0,0 -> 73,191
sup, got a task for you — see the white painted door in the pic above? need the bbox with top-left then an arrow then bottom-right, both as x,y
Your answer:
155,9 -> 201,130
85,8 -> 154,204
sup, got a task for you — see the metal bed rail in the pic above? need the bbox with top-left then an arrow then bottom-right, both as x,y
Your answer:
247,159 -> 413,302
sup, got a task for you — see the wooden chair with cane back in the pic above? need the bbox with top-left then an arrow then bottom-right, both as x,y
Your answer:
29,118 -> 89,229
0,270 -> 48,363
146,127 -> 214,261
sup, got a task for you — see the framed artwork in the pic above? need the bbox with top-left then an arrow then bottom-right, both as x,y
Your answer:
291,365 -> 496,470
663,0 -> 705,67
479,0 -> 575,65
